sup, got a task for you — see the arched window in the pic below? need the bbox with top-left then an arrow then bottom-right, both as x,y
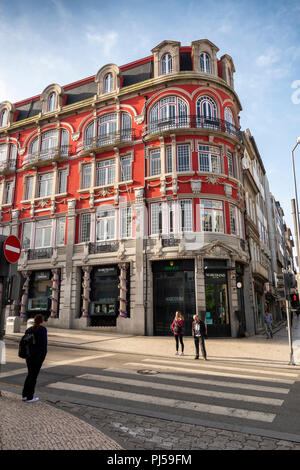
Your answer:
200,53 -> 211,74
161,53 -> 173,75
224,107 -> 236,135
98,113 -> 117,146
0,109 -> 8,127
29,129 -> 69,161
149,96 -> 188,133
104,73 -> 113,93
48,92 -> 57,112
84,122 -> 94,149
196,96 -> 218,128
121,113 -> 132,141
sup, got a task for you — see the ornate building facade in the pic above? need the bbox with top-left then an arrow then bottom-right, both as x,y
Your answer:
0,39 -> 256,337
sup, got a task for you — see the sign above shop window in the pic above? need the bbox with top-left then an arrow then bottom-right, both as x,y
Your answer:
35,271 -> 51,280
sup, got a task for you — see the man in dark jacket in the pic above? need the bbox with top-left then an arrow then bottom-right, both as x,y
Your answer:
22,314 -> 47,403
192,314 -> 207,360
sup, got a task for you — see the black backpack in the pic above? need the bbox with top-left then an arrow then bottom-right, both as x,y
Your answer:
18,328 -> 36,359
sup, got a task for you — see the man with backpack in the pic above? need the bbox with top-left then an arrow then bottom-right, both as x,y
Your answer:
19,314 -> 47,403
192,313 -> 208,360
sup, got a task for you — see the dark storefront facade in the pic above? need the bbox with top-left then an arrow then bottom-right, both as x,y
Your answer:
152,259 -> 196,336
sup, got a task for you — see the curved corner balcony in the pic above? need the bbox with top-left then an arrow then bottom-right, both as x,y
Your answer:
83,128 -> 140,152
146,116 -> 242,141
22,145 -> 71,168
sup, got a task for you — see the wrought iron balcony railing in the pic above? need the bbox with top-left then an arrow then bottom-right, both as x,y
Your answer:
147,116 -> 242,141
83,129 -> 138,151
0,158 -> 17,173
23,145 -> 70,166
28,247 -> 54,260
89,241 -> 119,254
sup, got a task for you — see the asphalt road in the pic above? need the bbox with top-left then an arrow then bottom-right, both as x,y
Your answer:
2,339 -> 300,450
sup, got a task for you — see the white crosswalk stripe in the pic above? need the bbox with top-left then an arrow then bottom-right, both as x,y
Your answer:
46,358 -> 297,426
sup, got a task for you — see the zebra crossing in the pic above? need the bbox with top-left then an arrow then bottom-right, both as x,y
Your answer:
47,357 -> 299,427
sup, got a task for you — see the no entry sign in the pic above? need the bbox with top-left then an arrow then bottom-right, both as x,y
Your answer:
3,235 -> 21,264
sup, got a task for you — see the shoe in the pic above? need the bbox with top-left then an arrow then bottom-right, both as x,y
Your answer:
26,397 -> 39,403
203,358 -> 208,361
22,397 -> 27,401
175,352 -> 179,356
194,356 -> 199,360
180,352 -> 184,356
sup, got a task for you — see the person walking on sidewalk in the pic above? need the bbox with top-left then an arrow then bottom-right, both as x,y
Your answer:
171,311 -> 184,356
192,314 -> 208,360
22,314 -> 47,403
264,308 -> 273,339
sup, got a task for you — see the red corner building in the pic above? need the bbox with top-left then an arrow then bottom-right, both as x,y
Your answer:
0,40 -> 254,337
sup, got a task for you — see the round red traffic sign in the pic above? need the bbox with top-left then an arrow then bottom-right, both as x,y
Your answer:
3,235 -> 21,263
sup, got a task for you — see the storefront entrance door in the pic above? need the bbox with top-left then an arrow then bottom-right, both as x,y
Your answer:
205,271 -> 231,337
153,260 -> 196,336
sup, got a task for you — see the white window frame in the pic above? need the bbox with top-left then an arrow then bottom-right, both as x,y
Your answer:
48,92 -> 57,112
120,206 -> 132,239
161,53 -> 173,75
200,53 -> 211,74
120,155 -> 132,182
80,213 -> 91,243
81,164 -> 92,189
0,109 -> 8,127
177,144 -> 190,172
104,73 -> 113,93
198,145 -> 221,173
200,200 -> 224,233
96,159 -> 116,186
58,169 -> 68,194
150,202 -> 162,235
55,217 -> 66,246
38,172 -> 53,197
22,222 -> 32,249
150,149 -> 161,176
34,219 -> 52,248
4,180 -> 13,204
180,199 -> 193,232
25,175 -> 34,200
96,207 -> 116,241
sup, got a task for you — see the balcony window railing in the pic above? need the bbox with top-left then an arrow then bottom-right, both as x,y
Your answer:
147,115 -> 242,141
28,247 -> 53,260
83,129 -> 136,151
24,145 -> 70,166
88,241 -> 119,254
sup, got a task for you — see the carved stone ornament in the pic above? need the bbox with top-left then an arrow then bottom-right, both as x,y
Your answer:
72,132 -> 80,141
224,183 -> 232,197
160,179 -> 166,197
67,199 -> 76,210
190,179 -> 202,195
205,175 -> 219,185
134,187 -> 144,203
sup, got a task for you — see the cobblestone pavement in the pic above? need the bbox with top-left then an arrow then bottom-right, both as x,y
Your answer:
0,391 -> 122,451
52,401 -> 300,451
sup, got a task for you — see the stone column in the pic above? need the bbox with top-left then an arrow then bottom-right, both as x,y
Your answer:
81,266 -> 91,318
20,272 -> 31,318
50,269 -> 60,318
118,263 -> 128,318
60,199 -> 76,328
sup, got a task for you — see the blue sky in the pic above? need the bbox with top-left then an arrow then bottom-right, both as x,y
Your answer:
1,0 -> 300,237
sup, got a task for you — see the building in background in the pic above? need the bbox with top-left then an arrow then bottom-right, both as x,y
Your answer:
0,39 -> 296,337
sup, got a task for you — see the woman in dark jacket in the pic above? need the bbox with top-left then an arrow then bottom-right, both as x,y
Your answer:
22,314 -> 47,403
171,311 -> 184,356
192,314 -> 207,360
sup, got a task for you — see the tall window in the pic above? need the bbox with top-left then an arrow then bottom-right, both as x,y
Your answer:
5,181 -> 13,204
25,176 -> 34,200
180,200 -> 193,232
120,206 -> 132,238
196,96 -> 218,127
229,204 -> 243,238
104,73 -> 113,93
98,113 -> 117,145
166,146 -> 172,173
56,217 -> 66,245
200,200 -> 224,233
151,203 -> 162,235
149,96 -> 188,132
82,164 -> 91,189
121,113 -> 132,141
200,53 -> 211,73
227,151 -> 235,177
150,149 -> 161,176
161,53 -> 173,74
80,213 -> 91,242
38,173 -> 53,197
30,129 -> 69,159
198,145 -> 221,173
224,107 -> 236,135
96,207 -> 116,241
48,92 -> 57,112
22,222 -> 32,249
177,144 -> 190,172
0,109 -> 8,127
35,219 -> 52,248
58,169 -> 68,194
0,144 -> 6,162
121,156 -> 132,181
96,159 -> 115,186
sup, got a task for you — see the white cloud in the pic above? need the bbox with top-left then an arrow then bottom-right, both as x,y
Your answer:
86,30 -> 119,57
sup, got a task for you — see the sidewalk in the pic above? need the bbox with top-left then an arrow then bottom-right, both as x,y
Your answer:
1,318 -> 300,450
